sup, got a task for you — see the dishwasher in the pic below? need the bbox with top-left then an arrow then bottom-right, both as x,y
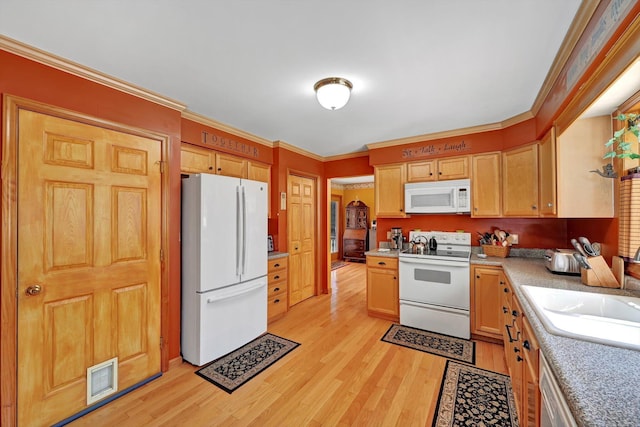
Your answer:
539,352 -> 577,427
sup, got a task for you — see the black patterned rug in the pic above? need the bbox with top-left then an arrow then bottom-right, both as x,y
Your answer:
195,333 -> 299,394
433,360 -> 519,427
381,324 -> 475,364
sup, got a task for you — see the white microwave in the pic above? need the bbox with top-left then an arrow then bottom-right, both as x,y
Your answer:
404,178 -> 471,214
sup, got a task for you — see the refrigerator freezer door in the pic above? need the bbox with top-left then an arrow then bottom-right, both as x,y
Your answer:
240,178 -> 268,283
182,174 -> 241,292
181,277 -> 267,366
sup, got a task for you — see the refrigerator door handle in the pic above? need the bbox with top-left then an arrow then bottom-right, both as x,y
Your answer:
241,185 -> 247,275
236,186 -> 242,276
206,280 -> 265,303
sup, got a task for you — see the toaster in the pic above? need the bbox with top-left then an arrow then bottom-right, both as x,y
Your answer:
544,249 -> 581,275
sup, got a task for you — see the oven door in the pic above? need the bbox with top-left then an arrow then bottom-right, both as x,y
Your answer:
399,257 -> 470,309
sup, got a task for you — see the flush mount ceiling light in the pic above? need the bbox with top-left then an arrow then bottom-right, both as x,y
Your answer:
314,77 -> 353,110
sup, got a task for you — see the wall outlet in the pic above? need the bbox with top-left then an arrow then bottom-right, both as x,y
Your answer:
511,234 -> 519,245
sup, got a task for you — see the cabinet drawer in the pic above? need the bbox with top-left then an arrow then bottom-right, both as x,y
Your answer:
268,270 -> 287,284
268,257 -> 288,272
268,281 -> 287,297
268,294 -> 287,319
366,256 -> 398,269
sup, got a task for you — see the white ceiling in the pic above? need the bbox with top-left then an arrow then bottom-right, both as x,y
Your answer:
1,0 -> 584,157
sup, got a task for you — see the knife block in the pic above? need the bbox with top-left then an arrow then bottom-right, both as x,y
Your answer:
580,256 -> 620,288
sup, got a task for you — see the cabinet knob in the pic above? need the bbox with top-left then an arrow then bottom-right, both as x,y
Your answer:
274,263 -> 280,268
476,275 -> 480,279
474,207 -> 478,211
503,288 -> 508,293
208,166 -> 213,170
532,205 -> 537,210
274,299 -> 280,304
217,167 -> 222,171
523,340 -> 530,351
393,276 -> 397,280
429,172 -> 433,176
378,261 -> 386,266
273,287 -> 280,292
438,171 -> 442,175
547,202 -> 553,207
274,275 -> 280,280
516,355 -> 523,362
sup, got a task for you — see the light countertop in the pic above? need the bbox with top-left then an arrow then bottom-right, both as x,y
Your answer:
267,251 -> 288,260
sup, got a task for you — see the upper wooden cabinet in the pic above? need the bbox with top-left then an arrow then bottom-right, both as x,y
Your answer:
181,144 -> 215,173
555,116 -> 614,218
407,160 -> 436,182
502,144 -> 539,217
437,155 -> 469,180
374,163 -> 407,217
538,128 -> 557,217
406,155 -> 469,183
471,152 -> 501,217
215,152 -> 247,178
247,161 -> 271,183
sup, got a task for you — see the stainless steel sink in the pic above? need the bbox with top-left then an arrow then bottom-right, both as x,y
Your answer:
520,285 -> 640,351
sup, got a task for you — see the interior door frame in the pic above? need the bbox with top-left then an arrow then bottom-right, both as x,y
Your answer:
1,95 -> 171,426
286,169 -> 322,297
330,194 -> 343,262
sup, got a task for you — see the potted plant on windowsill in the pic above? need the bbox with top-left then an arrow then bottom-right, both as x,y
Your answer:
604,113 -> 639,169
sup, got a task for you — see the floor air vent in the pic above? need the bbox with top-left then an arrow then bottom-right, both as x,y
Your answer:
86,357 -> 118,405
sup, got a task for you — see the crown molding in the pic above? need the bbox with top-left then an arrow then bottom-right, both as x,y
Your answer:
531,1 -> 600,115
181,110 -> 273,147
0,35 -> 186,112
273,140 -> 324,162
323,151 -> 369,162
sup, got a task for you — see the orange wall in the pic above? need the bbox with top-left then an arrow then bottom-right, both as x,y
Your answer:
0,51 -> 184,361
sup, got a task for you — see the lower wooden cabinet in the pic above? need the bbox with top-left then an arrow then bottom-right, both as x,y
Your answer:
471,265 -> 504,340
366,255 -> 399,321
500,272 -> 540,426
267,256 -> 288,323
521,315 -> 540,427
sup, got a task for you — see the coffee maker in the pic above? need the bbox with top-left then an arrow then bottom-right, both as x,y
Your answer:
390,227 -> 403,250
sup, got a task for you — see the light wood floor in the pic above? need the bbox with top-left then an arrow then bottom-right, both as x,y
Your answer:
70,262 -> 507,426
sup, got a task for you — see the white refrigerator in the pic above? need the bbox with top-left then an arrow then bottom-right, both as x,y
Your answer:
181,173 -> 268,366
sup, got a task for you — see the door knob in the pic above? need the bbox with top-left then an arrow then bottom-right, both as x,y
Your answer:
25,284 -> 42,296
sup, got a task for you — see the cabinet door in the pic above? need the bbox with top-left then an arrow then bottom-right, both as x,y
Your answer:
216,152 -> 247,178
366,268 -> 399,319
521,316 -> 540,427
407,160 -> 436,182
471,152 -> 501,217
247,161 -> 270,183
503,144 -> 539,217
538,128 -> 557,216
471,266 -> 504,339
437,155 -> 469,180
181,144 -> 214,173
247,161 -> 271,217
374,163 -> 406,217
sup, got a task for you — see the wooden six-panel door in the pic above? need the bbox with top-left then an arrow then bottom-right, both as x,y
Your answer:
288,174 -> 316,306
16,109 -> 162,426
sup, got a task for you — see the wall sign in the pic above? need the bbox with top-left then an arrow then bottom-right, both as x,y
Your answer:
201,130 -> 260,158
401,140 -> 471,159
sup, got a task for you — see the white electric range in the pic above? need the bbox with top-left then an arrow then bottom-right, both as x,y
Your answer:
398,231 -> 471,339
